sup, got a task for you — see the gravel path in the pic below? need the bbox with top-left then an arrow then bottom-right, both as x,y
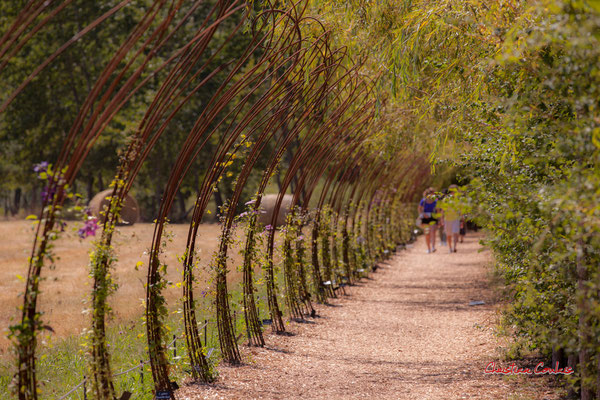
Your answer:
180,234 -> 557,399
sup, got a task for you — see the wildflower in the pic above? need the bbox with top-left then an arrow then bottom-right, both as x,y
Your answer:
33,161 -> 49,174
264,224 -> 273,231
41,185 -> 56,203
245,199 -> 256,205
78,212 -> 99,239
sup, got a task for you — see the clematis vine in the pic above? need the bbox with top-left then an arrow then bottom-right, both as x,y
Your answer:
40,185 -> 56,203
33,161 -> 49,175
33,161 -> 56,203
78,208 -> 99,238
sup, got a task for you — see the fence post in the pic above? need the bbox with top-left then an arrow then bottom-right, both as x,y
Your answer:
246,313 -> 251,343
204,319 -> 208,344
233,311 -> 236,337
83,376 -> 87,400
173,334 -> 177,359
139,360 -> 144,387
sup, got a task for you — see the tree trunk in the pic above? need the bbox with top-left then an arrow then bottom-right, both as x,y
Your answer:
275,170 -> 282,193
87,175 -> 94,202
97,172 -> 104,192
596,352 -> 600,400
577,237 -> 591,400
153,186 -> 162,221
552,346 -> 566,371
31,185 -> 39,214
177,190 -> 187,222
12,187 -> 22,215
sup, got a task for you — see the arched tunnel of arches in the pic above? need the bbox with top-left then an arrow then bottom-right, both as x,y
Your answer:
1,1 -> 431,399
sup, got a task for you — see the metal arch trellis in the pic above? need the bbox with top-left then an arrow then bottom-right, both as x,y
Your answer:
190,27 -> 343,348
132,0 -> 352,392
224,34 -> 358,334
0,1 -> 434,399
2,2 -> 225,399
160,7 -> 335,370
258,60 -> 372,309
272,92 -> 379,308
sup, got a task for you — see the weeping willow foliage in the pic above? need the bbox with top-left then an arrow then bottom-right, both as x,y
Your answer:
307,0 -> 600,398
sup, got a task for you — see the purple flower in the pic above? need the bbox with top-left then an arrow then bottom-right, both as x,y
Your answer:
41,185 -> 56,203
245,199 -> 256,205
296,235 -> 304,242
264,224 -> 273,231
239,211 -> 248,218
33,161 -> 49,174
78,216 -> 99,239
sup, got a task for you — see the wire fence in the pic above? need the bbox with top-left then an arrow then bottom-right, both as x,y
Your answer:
52,287 -> 269,399
57,321 -> 213,400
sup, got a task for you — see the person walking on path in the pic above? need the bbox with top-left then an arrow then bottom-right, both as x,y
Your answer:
439,188 -> 448,247
418,187 -> 439,253
441,184 -> 461,253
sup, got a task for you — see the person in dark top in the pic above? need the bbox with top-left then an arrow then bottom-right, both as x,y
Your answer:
418,187 -> 439,253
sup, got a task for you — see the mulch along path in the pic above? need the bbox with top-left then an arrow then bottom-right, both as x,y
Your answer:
180,234 -> 561,400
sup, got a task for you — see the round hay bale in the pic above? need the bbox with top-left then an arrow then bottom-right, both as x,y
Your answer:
257,194 -> 293,227
88,189 -> 140,226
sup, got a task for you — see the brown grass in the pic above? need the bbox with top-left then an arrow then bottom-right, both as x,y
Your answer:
0,220 -> 252,355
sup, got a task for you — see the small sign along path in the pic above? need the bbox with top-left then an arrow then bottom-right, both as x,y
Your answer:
181,234 -> 559,400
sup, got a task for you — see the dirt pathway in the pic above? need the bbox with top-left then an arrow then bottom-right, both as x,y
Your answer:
181,234 -> 556,399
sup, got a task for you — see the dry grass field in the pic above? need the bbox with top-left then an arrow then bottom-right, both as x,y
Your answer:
0,220 -> 255,356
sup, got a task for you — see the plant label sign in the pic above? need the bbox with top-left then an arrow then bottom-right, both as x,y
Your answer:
155,390 -> 172,399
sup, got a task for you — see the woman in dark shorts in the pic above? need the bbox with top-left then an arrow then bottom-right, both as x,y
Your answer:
419,187 -> 439,253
